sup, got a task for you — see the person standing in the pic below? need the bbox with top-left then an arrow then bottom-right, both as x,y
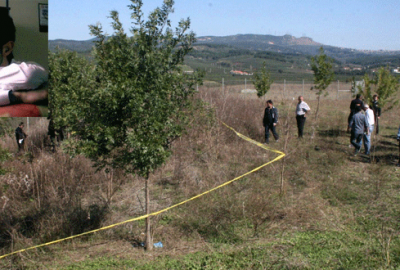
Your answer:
363,104 -> 375,155
15,122 -> 27,152
349,106 -> 368,155
263,100 -> 279,144
347,94 -> 364,133
295,96 -> 310,138
372,95 -> 381,134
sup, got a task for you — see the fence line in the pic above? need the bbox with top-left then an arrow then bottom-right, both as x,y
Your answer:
199,78 -> 353,100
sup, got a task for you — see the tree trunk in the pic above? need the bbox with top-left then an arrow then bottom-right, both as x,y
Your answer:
145,174 -> 153,251
280,104 -> 291,196
315,94 -> 321,121
311,93 -> 321,139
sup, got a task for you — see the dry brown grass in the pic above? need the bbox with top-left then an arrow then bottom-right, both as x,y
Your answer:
210,82 -> 353,101
1,85 -> 400,268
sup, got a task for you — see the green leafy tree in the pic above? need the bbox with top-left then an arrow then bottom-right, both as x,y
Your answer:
49,0 -> 202,251
49,49 -> 96,130
310,47 -> 334,120
360,67 -> 400,110
253,62 -> 273,98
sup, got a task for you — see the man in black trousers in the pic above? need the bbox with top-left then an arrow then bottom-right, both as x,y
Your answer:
263,100 -> 279,144
295,96 -> 310,138
15,122 -> 27,152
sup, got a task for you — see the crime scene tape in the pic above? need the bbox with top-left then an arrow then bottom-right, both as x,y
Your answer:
0,121 -> 285,260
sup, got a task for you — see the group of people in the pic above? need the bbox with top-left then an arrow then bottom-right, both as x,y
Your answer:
347,94 -> 381,156
263,93 -> 384,158
262,95 -> 310,143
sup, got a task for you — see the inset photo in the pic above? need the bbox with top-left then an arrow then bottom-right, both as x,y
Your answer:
0,117 -> 53,157
0,0 -> 48,117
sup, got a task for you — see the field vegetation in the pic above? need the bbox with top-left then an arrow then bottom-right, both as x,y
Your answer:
0,85 -> 400,269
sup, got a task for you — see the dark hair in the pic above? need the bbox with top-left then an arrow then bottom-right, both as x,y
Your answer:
0,8 -> 16,63
373,94 -> 378,99
356,94 -> 361,99
19,122 -> 24,126
267,100 -> 273,105
355,105 -> 362,113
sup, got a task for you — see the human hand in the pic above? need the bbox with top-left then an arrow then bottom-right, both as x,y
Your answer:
13,89 -> 48,104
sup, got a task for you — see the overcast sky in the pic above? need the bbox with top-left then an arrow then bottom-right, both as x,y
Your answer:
49,0 -> 400,50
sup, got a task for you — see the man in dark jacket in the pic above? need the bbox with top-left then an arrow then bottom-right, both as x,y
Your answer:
347,94 -> 364,132
263,100 -> 279,144
15,122 -> 27,152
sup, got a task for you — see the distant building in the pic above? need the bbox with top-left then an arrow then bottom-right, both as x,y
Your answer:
230,70 -> 253,76
393,67 -> 400,74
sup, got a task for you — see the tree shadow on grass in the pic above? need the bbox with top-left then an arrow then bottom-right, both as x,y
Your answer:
382,126 -> 398,131
348,154 -> 373,164
372,142 -> 398,153
370,153 -> 399,165
376,140 -> 398,148
381,134 -> 398,141
318,129 -> 347,138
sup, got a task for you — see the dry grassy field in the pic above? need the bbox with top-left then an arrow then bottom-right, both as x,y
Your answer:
209,82 -> 353,101
0,86 -> 399,269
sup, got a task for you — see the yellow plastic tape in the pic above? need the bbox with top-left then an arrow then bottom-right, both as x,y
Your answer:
0,121 -> 285,260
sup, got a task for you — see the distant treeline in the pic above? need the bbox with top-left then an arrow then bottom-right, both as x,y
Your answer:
188,44 -> 311,65
346,55 -> 400,69
253,51 -> 310,64
188,44 -> 254,60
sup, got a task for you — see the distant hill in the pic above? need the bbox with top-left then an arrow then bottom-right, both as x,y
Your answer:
49,39 -> 96,53
194,34 -> 400,63
49,34 -> 400,67
197,34 -> 321,49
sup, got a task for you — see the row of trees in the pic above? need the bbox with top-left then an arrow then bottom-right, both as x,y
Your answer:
254,47 -> 400,116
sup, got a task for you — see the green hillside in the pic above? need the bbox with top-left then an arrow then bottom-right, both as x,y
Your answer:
185,44 -> 360,83
48,34 -> 400,84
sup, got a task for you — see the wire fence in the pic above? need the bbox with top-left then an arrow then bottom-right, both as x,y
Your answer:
200,78 -> 353,101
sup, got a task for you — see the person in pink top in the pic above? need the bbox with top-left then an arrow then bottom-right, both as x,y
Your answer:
0,10 -> 48,106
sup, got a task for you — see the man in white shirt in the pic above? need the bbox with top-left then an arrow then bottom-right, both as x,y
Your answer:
363,104 -> 375,155
295,96 -> 311,138
0,11 -> 48,106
